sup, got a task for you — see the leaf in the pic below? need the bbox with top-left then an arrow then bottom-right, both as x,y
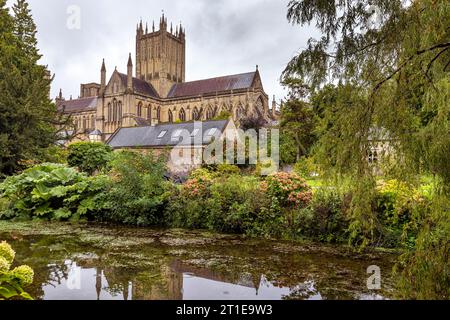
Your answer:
53,208 -> 72,220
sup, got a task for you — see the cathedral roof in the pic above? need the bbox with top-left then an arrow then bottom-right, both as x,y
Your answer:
107,120 -> 230,149
117,73 -> 160,98
167,71 -> 257,98
57,97 -> 97,113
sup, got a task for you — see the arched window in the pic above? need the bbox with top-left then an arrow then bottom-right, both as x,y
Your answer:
82,116 -> 86,130
179,108 -> 186,122
236,104 -> 245,119
192,107 -> 200,121
206,106 -> 215,120
156,106 -> 161,121
147,105 -> 151,120
91,115 -> 95,129
256,97 -> 264,111
168,110 -> 173,123
118,101 -> 122,123
108,103 -> 112,122
137,102 -> 143,117
113,99 -> 118,122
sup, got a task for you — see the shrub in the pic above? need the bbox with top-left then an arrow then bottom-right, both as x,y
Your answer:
295,190 -> 348,242
67,142 -> 112,175
375,180 -> 428,248
0,241 -> 34,300
265,172 -> 312,210
167,175 -> 268,234
100,151 -> 171,226
0,163 -> 107,221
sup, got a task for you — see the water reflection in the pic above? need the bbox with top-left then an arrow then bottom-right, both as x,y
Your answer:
0,225 -> 396,300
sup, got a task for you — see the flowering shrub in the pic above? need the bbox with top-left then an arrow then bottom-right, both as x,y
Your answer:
0,241 -> 34,300
182,177 -> 212,198
265,172 -> 313,209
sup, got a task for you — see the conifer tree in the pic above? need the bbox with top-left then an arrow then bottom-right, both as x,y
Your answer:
0,0 -> 61,176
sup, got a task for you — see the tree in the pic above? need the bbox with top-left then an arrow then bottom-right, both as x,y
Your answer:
12,0 -> 39,62
279,78 -> 317,164
0,0 -> 64,177
284,0 -> 449,298
67,142 -> 113,175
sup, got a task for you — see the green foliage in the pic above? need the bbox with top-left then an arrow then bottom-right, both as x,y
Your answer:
279,99 -> 317,164
394,195 -> 450,300
0,0 -> 67,176
293,157 -> 318,178
213,110 -> 232,121
0,163 -> 107,221
167,175 -> 268,234
67,142 -> 112,175
99,151 -> 171,226
0,241 -> 34,300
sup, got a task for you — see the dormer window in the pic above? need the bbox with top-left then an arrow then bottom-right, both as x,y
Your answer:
191,129 -> 200,137
157,130 -> 167,139
172,129 -> 182,141
206,128 -> 217,136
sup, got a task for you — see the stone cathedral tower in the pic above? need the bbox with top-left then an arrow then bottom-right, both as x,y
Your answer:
136,14 -> 186,98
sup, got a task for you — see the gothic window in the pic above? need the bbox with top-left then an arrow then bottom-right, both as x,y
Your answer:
156,106 -> 161,121
206,106 -> 215,120
91,115 -> 95,129
108,103 -> 112,122
113,99 -> 118,122
137,102 -> 143,118
179,108 -> 186,122
236,104 -> 245,119
118,101 -> 123,123
256,97 -> 264,111
192,107 -> 200,121
168,110 -> 173,123
147,105 -> 151,120
82,116 -> 86,131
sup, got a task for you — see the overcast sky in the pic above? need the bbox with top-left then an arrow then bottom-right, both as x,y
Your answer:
7,0 -> 318,102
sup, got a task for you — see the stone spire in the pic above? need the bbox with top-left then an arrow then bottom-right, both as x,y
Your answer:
127,53 -> 133,92
100,59 -> 106,94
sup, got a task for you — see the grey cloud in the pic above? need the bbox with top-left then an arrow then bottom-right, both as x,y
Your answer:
8,0 -> 318,103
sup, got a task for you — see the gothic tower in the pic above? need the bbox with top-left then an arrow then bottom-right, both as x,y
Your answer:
136,14 -> 186,98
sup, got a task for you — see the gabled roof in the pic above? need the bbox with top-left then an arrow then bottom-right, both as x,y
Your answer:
107,120 -> 229,149
57,97 -> 97,113
117,73 -> 160,98
167,72 -> 257,98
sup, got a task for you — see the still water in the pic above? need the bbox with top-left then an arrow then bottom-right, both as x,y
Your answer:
0,222 -> 396,300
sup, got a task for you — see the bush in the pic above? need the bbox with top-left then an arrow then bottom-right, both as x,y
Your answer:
375,180 -> 428,248
295,190 -> 348,242
167,175 -> 268,234
265,172 -> 313,210
0,163 -> 107,221
99,151 -> 171,226
67,142 -> 112,175
0,241 -> 34,300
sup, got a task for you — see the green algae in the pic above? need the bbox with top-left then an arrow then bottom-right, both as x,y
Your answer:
0,220 -> 399,300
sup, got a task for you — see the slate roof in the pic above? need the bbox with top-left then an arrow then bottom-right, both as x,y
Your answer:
167,72 -> 257,98
57,97 -> 97,113
117,73 -> 160,98
107,120 -> 229,149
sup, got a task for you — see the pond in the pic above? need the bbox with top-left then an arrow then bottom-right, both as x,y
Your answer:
0,221 -> 398,300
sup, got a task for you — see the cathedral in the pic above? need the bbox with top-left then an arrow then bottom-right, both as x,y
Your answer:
56,14 -> 278,142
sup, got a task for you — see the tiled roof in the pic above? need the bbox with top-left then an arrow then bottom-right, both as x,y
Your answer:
107,120 -> 229,149
167,72 -> 256,98
57,97 -> 97,113
118,73 -> 159,98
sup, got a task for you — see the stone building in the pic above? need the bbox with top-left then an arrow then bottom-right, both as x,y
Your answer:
56,14 -> 279,142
